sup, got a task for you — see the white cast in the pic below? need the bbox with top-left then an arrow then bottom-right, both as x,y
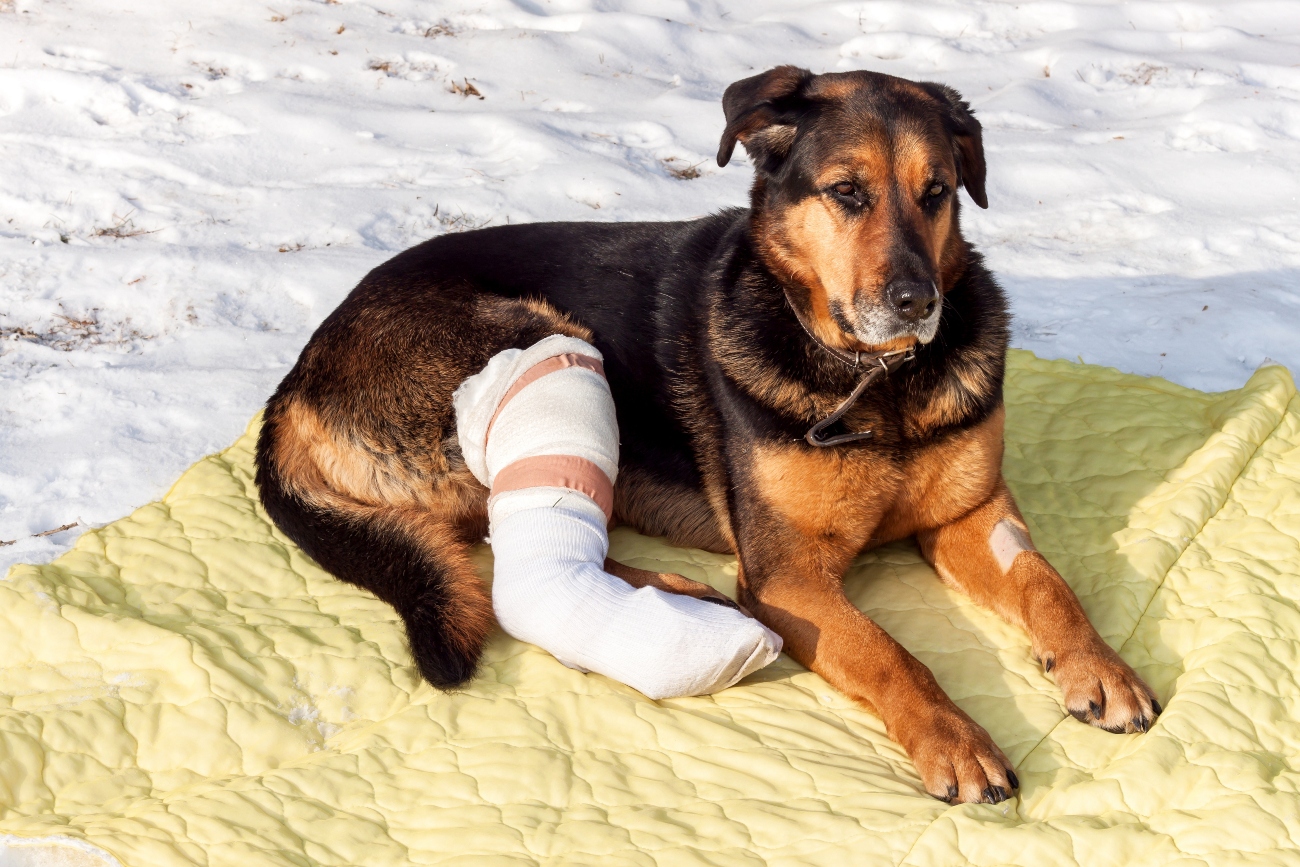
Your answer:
453,334 -> 782,699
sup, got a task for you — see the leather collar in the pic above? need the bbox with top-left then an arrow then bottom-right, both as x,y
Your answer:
782,287 -> 915,448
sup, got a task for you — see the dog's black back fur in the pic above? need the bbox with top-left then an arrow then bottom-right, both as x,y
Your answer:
366,211 -> 1006,477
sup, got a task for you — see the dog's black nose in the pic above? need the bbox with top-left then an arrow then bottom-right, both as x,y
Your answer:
886,280 -> 939,323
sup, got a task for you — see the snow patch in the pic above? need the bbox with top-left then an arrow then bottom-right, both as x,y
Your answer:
1,0 -> 1298,581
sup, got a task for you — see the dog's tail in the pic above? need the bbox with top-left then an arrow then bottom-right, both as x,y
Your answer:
254,414 -> 493,690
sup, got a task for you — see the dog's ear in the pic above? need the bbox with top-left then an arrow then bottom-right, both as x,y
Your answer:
919,82 -> 988,209
717,65 -> 814,170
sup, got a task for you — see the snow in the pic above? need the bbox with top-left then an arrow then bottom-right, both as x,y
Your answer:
2,0 -> 1299,582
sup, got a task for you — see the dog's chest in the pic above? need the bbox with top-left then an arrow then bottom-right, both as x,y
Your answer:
746,404 -> 1004,546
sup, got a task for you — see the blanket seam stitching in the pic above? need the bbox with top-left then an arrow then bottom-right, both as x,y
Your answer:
1115,396 -> 1292,656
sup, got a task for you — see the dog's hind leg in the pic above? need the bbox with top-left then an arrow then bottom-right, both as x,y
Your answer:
455,335 -> 782,699
603,559 -> 748,614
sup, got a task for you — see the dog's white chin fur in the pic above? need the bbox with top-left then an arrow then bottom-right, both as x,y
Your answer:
852,299 -> 943,348
916,304 -> 942,344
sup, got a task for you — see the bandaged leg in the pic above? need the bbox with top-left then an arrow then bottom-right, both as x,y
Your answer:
454,335 -> 782,700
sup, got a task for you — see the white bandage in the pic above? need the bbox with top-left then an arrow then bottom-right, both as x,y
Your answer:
989,517 -> 1034,574
453,336 -> 782,699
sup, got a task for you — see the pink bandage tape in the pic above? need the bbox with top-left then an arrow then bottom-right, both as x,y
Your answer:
486,351 -> 614,521
490,454 -> 615,522
485,353 -> 606,445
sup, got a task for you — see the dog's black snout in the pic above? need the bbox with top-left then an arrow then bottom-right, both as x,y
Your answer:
886,280 -> 939,323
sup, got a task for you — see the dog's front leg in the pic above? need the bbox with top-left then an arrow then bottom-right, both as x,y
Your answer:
918,477 -> 1161,733
733,510 -> 1018,804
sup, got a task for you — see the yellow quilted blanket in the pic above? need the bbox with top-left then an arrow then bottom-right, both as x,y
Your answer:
4,351 -> 1300,866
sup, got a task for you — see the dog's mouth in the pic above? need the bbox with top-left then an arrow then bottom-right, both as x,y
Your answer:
844,298 -> 943,352
911,302 -> 943,344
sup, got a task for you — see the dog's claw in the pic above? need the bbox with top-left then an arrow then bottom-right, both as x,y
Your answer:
1007,769 -> 1020,790
982,786 -> 1010,804
1056,643 -> 1160,736
699,595 -> 741,611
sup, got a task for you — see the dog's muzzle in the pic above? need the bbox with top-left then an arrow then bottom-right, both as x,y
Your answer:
853,281 -> 943,346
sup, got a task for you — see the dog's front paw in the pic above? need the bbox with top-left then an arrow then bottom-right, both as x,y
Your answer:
1043,639 -> 1161,733
903,702 -> 1019,805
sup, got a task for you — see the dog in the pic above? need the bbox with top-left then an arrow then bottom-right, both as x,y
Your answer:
254,65 -> 1160,805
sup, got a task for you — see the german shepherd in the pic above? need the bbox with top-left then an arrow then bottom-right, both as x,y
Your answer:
255,65 -> 1160,805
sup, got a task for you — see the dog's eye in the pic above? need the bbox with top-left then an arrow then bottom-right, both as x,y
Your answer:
928,183 -> 946,198
833,182 -> 856,197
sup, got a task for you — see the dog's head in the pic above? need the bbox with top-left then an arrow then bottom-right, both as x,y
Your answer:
718,66 -> 987,353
